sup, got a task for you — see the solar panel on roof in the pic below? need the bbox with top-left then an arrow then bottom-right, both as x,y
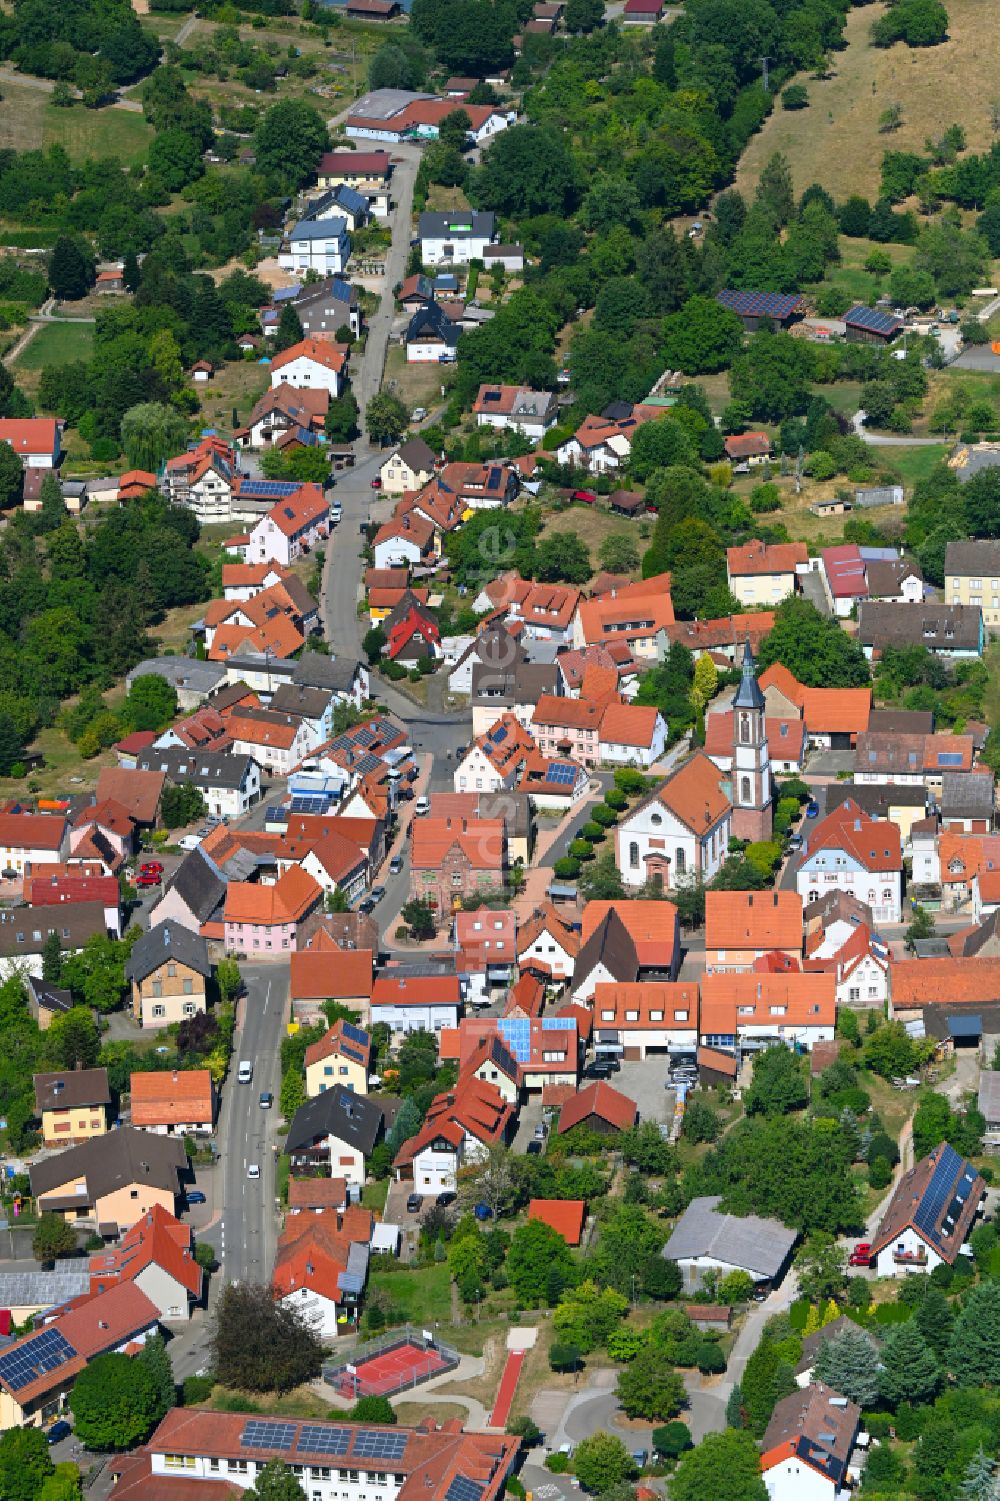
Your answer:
914,1143 -> 965,1245
297,1426 -> 351,1456
716,288 -> 802,320
491,725 -> 508,744
547,763 -> 577,784
445,1479 -> 485,1501
0,1327 -> 75,1391
241,1421 -> 297,1451
343,1022 -> 369,1047
844,304 -> 902,336
351,1430 -> 408,1461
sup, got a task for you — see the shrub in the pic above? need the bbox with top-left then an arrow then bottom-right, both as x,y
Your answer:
553,857 -> 580,880
591,805 -> 617,827
605,788 -> 629,811
183,1374 -> 215,1405
782,83 -> 809,109
545,1454 -> 570,1474
697,1341 -> 726,1374
869,1155 -> 892,1189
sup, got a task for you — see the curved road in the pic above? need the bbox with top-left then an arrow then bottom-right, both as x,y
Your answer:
851,410 -> 945,447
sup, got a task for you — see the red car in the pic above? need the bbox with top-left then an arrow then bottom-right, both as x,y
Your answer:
571,489 -> 598,504
140,861 -> 163,875
370,477 -> 382,490
848,1242 -> 873,1268
136,873 -> 161,889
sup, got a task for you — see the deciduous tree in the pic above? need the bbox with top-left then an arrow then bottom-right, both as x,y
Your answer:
210,1282 -> 324,1393
70,1352 -> 160,1449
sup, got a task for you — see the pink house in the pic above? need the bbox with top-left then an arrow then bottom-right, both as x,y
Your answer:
223,867 -> 323,956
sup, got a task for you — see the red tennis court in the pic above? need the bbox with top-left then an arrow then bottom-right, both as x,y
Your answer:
332,1340 -> 451,1398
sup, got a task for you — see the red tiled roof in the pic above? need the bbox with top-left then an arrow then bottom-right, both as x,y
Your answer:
130,1070 -> 213,1127
581,899 -> 677,966
288,1176 -> 348,1210
94,768 -> 164,825
727,539 -> 806,577
372,974 -> 461,1008
89,1204 -> 202,1300
759,662 -> 871,735
410,817 -> 505,873
889,955 -> 1000,1010
705,890 -> 803,951
270,339 -> 347,376
0,418 -> 58,456
291,947 -> 374,1003
700,971 -> 836,1034
802,797 -> 901,872
640,751 -> 730,833
224,867 -> 322,927
557,1080 -> 637,1133
528,1199 -> 586,1245
0,813 -> 65,851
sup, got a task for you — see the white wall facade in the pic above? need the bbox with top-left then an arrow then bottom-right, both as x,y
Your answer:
371,1002 -> 460,1036
618,803 -> 731,889
270,355 -> 342,398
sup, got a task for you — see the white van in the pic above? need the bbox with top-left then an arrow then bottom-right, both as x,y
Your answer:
238,1061 -> 253,1084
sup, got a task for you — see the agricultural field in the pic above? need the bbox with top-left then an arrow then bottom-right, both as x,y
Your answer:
12,321 -> 94,397
736,0 -> 999,201
0,83 -> 154,162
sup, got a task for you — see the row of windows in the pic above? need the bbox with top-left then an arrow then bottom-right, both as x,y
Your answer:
599,1009 -> 689,1023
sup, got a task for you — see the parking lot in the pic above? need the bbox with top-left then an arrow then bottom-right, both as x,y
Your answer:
615,1057 -> 677,1125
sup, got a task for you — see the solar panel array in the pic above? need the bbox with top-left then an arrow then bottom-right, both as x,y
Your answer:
0,1327 -> 75,1391
241,1421 -> 297,1451
297,1426 -> 352,1457
351,1430 -> 409,1462
716,288 -> 802,320
290,795 -> 332,814
343,1022 -> 369,1048
546,762 -> 578,785
240,479 -> 300,499
498,1014 -> 575,1062
491,725 -> 508,745
913,1144 -> 975,1247
445,1478 -> 485,1501
844,304 -> 902,336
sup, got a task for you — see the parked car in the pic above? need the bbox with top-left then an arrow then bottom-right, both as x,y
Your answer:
788,832 -> 803,850
526,1139 -> 542,1155
412,407 -> 427,421
370,884 -> 386,902
259,1092 -> 273,1109
406,1193 -> 423,1213
805,800 -> 819,818
186,1190 -> 206,1205
136,873 -> 160,888
47,1422 -> 72,1445
435,1191 -> 457,1207
415,796 -> 430,816
389,854 -> 403,874
371,477 -> 382,490
533,1122 -> 547,1141
587,1059 -> 619,1079
247,1164 -> 260,1180
358,896 -> 377,914
849,1242 -> 874,1268
140,860 -> 163,875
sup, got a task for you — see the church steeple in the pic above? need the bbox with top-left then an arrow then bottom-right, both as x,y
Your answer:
730,639 -> 773,843
733,638 -> 765,711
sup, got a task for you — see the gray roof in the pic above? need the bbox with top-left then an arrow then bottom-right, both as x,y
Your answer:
945,539 -> 1000,574
662,1195 -> 798,1278
979,1069 -> 1000,1122
948,450 -> 1000,484
125,659 -> 227,696
0,1270 -> 91,1309
406,300 -> 459,348
419,211 -> 496,241
867,708 -> 935,735
865,558 -> 921,599
0,902 -> 108,959
293,654 -> 364,693
479,790 -> 533,840
857,601 -> 983,652
269,684 -> 333,721
572,909 -> 639,992
126,920 -> 212,985
822,782 -> 927,819
394,437 -> 437,473
26,979 -> 73,1015
30,1126 -> 187,1205
941,770 -> 995,819
286,1088 -> 384,1157
733,639 -> 765,712
288,215 -> 349,241
470,658 -> 559,706
136,748 -> 258,791
34,1069 -> 110,1114
154,846 -> 227,926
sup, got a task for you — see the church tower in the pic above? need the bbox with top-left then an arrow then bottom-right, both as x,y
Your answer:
730,639 -> 773,843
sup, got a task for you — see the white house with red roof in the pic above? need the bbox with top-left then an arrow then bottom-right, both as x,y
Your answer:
598,701 -> 667,768
517,904 -> 580,982
0,417 -> 61,469
803,920 -> 890,1009
269,338 -> 347,398
394,1074 -> 516,1194
761,1383 -> 860,1501
454,714 -> 535,794
88,1204 -> 203,1322
247,483 -> 330,566
453,909 -> 517,999
0,812 -> 67,876
795,797 -> 903,924
616,751 -> 732,888
370,974 -> 462,1036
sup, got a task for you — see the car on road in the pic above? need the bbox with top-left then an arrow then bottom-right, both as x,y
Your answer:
805,800 -> 819,818
415,796 -> 430,816
412,407 -> 427,422
358,896 -> 377,914
370,884 -> 386,902
259,1092 -> 273,1109
136,872 -> 161,888
389,854 -> 403,874
238,1061 -> 253,1084
370,477 -> 382,490
140,860 -> 163,875
331,503 -> 342,523
406,1193 -> 423,1213
247,1164 -> 260,1180
849,1242 -> 874,1268
788,832 -> 803,850
533,1123 -> 547,1140
185,1191 -> 206,1206
435,1191 -> 457,1207
178,834 -> 202,852
47,1422 -> 72,1445
526,1140 -> 542,1155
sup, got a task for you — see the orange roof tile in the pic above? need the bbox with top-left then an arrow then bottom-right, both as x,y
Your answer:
802,798 -> 901,872
759,662 -> 871,735
410,816 -> 505,872
270,339 -> 347,376
556,1080 -> 637,1134
699,971 -> 836,1034
291,948 -> 374,1002
592,980 -> 697,1028
263,483 -> 328,538
528,1199 -> 586,1245
889,955 -> 1000,1010
599,701 -> 662,748
130,1070 -> 213,1126
640,751 -> 730,834
224,866 -> 322,926
727,539 -> 807,577
705,890 -> 803,951
581,899 -> 677,965
372,974 -> 462,1008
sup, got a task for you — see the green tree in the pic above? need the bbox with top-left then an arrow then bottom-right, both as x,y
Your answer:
247,1461 -> 311,1501
755,152 -> 795,226
745,1046 -> 808,1115
33,1212 -> 77,1263
48,236 -> 95,301
470,124 -> 578,218
757,597 -> 870,687
280,1066 -> 306,1120
216,958 -> 242,1004
950,1280 -> 1000,1386
274,304 -> 304,354
507,1220 -> 574,1306
564,0 -> 604,29
46,1007 -> 100,1070
812,1327 -> 880,1406
137,1334 -> 176,1422
573,1434 -> 637,1494
957,1448 -> 1000,1501
669,1430 -> 768,1501
123,675 -> 177,733
400,898 -> 435,940
660,296 -> 744,375
729,329 -> 814,422
211,1282 -> 324,1393
615,1347 -> 686,1421
793,1233 -> 847,1304
533,533 -> 591,584
254,100 -> 330,190
350,1396 -> 396,1424
120,403 -> 189,471
366,392 -> 409,447
326,392 -> 360,442
41,930 -> 63,983
160,782 -> 207,829
0,1429 -> 54,1501
915,1284 -> 954,1358
70,1352 -> 160,1449
878,1321 -> 941,1406
0,443 -> 24,510
598,534 -> 640,575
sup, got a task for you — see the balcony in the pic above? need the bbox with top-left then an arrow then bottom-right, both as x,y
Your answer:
892,1247 -> 927,1265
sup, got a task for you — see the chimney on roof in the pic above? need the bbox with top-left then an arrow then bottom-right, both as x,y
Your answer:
98,1321 -> 108,1330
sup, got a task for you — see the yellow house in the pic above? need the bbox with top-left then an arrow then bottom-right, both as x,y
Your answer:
29,1127 -> 187,1234
124,921 -> 212,1029
379,437 -> 436,497
304,1018 -> 371,1098
33,1069 -> 111,1147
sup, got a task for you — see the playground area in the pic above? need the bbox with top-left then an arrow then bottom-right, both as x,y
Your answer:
323,1328 -> 460,1399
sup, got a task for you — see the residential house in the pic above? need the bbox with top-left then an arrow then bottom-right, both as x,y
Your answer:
24,873 -> 122,938
759,662 -> 871,748
470,657 -> 560,738
945,539 -> 1000,631
726,540 -> 807,606
385,604 -> 442,664
316,150 -> 393,216
247,484 -> 329,568
370,974 -> 462,1037
394,1075 -> 515,1195
279,213 -> 350,277
223,867 -> 323,956
527,1200 -> 585,1246
224,711 -> 313,779
135,750 -> 261,821
269,339 -> 347,398
0,901 -> 109,982
236,385 -> 330,451
803,919 -> 890,1011
372,511 -> 435,571
272,1206 -> 372,1338
530,695 -> 604,768
409,816 -> 506,914
793,1316 -> 864,1388
858,601 -> 984,660
598,702 -> 667,768
30,1126 -> 187,1232
854,730 -> 974,792
616,751 -> 732,888
285,1089 -> 384,1185
68,799 -> 136,871
404,299 -> 459,362
555,407 -> 659,474
570,909 -> 641,1005
723,432 -> 772,467
795,797 -> 903,924
870,1142 -> 984,1276
704,891 -> 803,974
700,970 -> 836,1054
865,556 -> 924,603
130,1070 -> 214,1136
419,211 -> 496,265
0,812 -> 66,876
506,582 -> 580,645
346,90 -> 514,145
379,438 -> 437,495
87,1204 -> 204,1322
822,783 -> 928,845
517,905 -> 580,983
268,684 -> 336,752
665,613 -> 776,664
591,980 -> 698,1061
148,847 -> 227,938
472,384 -> 558,440
518,752 -> 589,811
662,1195 -> 798,1291
291,942 -> 374,1027
941,770 -> 995,832
453,909 -> 517,999
33,1069 -> 111,1147
573,575 -> 675,659
0,417 -> 61,469
454,715 -> 535,794
555,1080 -> 637,1136
761,1383 -> 860,1501
125,922 -> 212,1029
305,1020 -> 371,1098
581,899 -> 680,979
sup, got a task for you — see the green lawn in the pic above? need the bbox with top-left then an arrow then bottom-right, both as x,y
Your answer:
14,320 -> 94,371
368,1263 -> 452,1325
881,444 -> 949,486
42,102 -> 154,163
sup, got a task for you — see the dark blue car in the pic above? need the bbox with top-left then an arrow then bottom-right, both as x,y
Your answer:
47,1422 -> 72,1445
